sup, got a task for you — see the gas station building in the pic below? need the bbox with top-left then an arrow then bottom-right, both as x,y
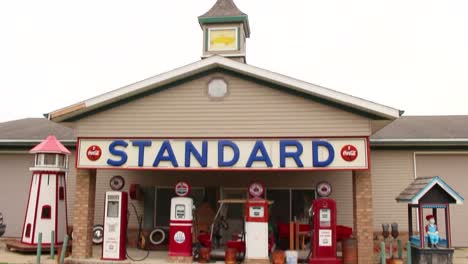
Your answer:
1,0 -> 468,263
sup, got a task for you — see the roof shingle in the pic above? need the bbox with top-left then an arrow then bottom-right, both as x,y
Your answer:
0,118 -> 74,141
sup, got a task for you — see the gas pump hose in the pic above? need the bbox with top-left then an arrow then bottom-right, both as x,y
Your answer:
126,203 -> 150,261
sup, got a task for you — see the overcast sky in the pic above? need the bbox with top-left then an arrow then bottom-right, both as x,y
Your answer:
1,0 -> 467,122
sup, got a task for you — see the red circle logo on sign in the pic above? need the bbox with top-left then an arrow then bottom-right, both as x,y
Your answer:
175,181 -> 190,197
341,145 -> 358,162
86,145 -> 102,161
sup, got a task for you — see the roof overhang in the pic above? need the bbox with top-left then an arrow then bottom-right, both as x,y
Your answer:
371,138 -> 468,147
198,15 -> 251,37
396,176 -> 464,205
46,56 -> 401,122
0,139 -> 76,148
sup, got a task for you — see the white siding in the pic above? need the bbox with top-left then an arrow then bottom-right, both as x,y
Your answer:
371,150 -> 415,231
73,72 -> 372,137
416,153 -> 468,247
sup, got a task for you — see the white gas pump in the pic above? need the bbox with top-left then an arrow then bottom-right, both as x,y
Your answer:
168,182 -> 194,262
102,191 -> 128,261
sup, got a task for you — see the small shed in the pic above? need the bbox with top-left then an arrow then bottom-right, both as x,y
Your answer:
396,176 -> 464,248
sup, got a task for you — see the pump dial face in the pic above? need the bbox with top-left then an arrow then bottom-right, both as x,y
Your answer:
316,181 -> 332,197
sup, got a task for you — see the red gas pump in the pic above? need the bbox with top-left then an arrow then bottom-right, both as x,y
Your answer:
168,182 -> 194,261
309,197 -> 342,264
245,182 -> 269,262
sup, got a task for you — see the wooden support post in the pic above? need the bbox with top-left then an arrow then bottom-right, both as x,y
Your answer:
380,242 -> 386,264
289,221 -> 294,250
36,232 -> 42,264
418,204 -> 424,248
50,230 -> 55,259
408,205 -> 413,237
59,235 -> 69,264
407,242 -> 412,264
397,239 -> 402,259
445,205 -> 452,248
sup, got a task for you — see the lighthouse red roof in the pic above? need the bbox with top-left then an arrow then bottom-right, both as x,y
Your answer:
30,135 -> 71,154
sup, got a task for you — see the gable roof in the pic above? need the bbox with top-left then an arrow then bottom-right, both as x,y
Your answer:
396,176 -> 464,205
46,56 -> 401,122
0,118 -> 75,147
371,115 -> 468,146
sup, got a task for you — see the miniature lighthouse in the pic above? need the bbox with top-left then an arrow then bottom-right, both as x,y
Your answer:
21,135 -> 70,245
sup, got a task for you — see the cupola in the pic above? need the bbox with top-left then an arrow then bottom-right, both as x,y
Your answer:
198,0 -> 250,63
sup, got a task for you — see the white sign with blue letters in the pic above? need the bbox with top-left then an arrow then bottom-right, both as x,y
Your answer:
77,138 -> 369,170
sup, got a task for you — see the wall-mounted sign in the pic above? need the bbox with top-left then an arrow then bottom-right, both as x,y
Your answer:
87,145 -> 102,161
208,27 -> 238,51
76,137 -> 369,170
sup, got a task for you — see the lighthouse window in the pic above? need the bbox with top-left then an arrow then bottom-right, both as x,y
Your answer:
58,155 -> 66,167
59,187 -> 65,200
41,205 -> 51,219
25,224 -> 31,237
44,154 -> 56,165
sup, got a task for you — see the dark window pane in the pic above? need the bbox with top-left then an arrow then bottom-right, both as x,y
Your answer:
59,187 -> 65,200
41,205 -> 51,219
291,189 -> 315,222
267,189 -> 291,224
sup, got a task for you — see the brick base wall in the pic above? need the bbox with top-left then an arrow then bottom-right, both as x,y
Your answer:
353,170 -> 374,264
72,169 -> 96,258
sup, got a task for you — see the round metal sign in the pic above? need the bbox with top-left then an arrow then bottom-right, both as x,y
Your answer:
109,175 -> 125,191
86,145 -> 102,161
341,144 -> 358,162
174,181 -> 190,197
316,181 -> 332,197
248,182 -> 265,198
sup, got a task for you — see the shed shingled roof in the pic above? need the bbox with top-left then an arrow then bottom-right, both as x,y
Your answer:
372,116 -> 468,140
396,176 -> 464,204
199,0 -> 247,18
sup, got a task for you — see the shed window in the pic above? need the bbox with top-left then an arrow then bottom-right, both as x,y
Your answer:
25,224 -> 31,237
41,205 -> 51,219
59,187 -> 65,200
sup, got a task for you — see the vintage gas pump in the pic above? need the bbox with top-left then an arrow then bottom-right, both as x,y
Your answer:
102,191 -> 128,261
310,182 -> 342,264
168,181 -> 194,261
245,182 -> 269,263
